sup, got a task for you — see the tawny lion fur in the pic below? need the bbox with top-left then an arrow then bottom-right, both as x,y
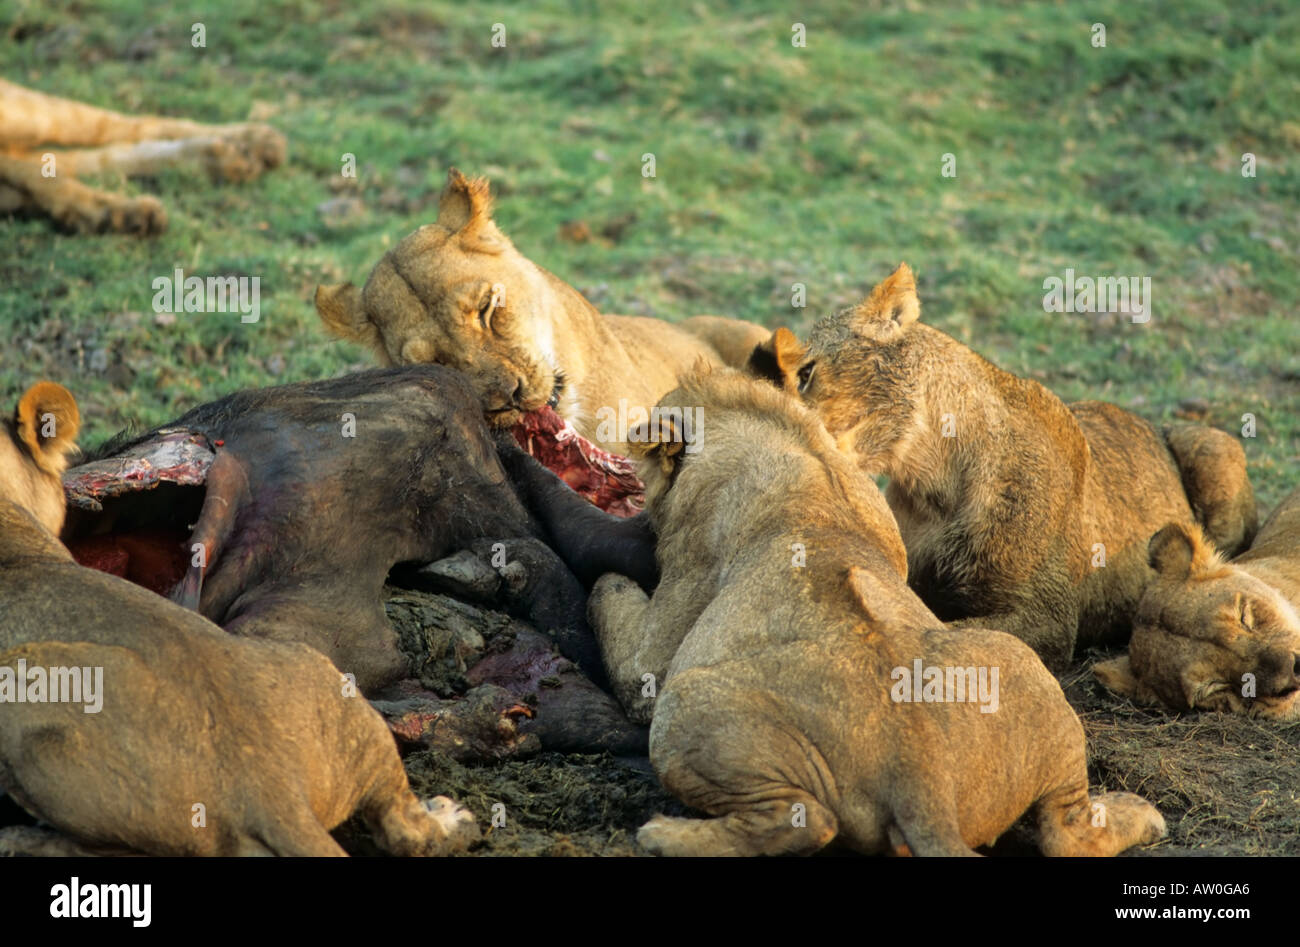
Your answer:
1094,487 -> 1300,720
315,168 -> 768,456
1,380 -> 81,537
0,383 -> 477,856
587,367 -> 1165,857
0,78 -> 285,235
750,264 -> 1256,669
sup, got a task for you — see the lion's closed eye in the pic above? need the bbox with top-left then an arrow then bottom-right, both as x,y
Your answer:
475,284 -> 509,333
1237,597 -> 1254,631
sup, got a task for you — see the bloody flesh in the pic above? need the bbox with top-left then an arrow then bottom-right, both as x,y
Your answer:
509,406 -> 645,518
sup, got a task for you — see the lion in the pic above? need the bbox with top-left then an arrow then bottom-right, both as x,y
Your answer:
587,367 -> 1165,856
0,384 -> 478,857
1093,486 -> 1300,719
749,264 -> 1257,670
0,78 -> 285,235
1,381 -> 80,535
314,168 -> 768,456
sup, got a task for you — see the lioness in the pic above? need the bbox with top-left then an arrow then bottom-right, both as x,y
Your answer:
315,168 -> 768,456
751,264 -> 1256,670
0,78 -> 285,235
0,383 -> 478,856
588,368 -> 1165,856
1094,487 -> 1300,719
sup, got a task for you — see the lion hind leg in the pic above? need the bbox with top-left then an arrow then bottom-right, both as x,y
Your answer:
246,809 -> 348,858
885,796 -> 980,857
1035,787 -> 1166,857
0,154 -> 165,235
640,675 -> 841,857
0,825 -> 108,857
51,123 -> 285,183
0,79 -> 208,149
638,794 -> 837,857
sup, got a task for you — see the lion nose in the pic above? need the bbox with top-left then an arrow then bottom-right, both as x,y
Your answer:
1260,649 -> 1300,695
511,377 -> 526,406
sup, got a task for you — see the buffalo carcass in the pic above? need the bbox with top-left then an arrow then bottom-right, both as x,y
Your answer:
60,366 -> 644,757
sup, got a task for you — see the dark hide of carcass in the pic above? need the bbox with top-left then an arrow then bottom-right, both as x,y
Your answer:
59,366 -> 644,758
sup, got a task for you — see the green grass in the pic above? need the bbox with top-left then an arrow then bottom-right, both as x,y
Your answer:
2,0 -> 1296,506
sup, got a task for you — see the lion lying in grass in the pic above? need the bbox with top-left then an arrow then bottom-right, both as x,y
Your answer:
315,169 -> 768,456
750,264 -> 1256,670
0,381 -> 477,856
1094,486 -> 1300,720
0,78 -> 285,234
588,367 -> 1165,856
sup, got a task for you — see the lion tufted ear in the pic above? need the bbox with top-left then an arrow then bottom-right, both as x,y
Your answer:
437,167 -> 494,234
15,381 -> 80,476
851,263 -> 920,335
1148,522 -> 1217,580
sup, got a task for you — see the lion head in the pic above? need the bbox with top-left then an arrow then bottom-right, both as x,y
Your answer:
623,365 -> 908,577
315,169 -> 565,428
2,381 -> 80,535
1094,522 -> 1300,720
779,263 -> 929,472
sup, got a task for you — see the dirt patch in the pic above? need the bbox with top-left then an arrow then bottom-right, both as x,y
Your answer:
336,750 -> 687,857
404,751 -> 688,856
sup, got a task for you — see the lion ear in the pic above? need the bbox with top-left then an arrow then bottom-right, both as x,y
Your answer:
747,327 -> 805,390
1148,522 -> 1211,579
627,417 -> 686,477
846,566 -> 890,624
315,282 -> 380,345
771,327 -> 805,371
1095,654 -> 1169,707
1093,655 -> 1141,698
15,382 -> 80,476
437,167 -> 494,234
851,263 -> 920,334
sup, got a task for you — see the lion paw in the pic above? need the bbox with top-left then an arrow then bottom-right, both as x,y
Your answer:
636,815 -> 682,856
53,192 -> 166,236
422,795 -> 481,852
203,123 -> 287,183
1104,792 -> 1167,846
636,815 -> 738,857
